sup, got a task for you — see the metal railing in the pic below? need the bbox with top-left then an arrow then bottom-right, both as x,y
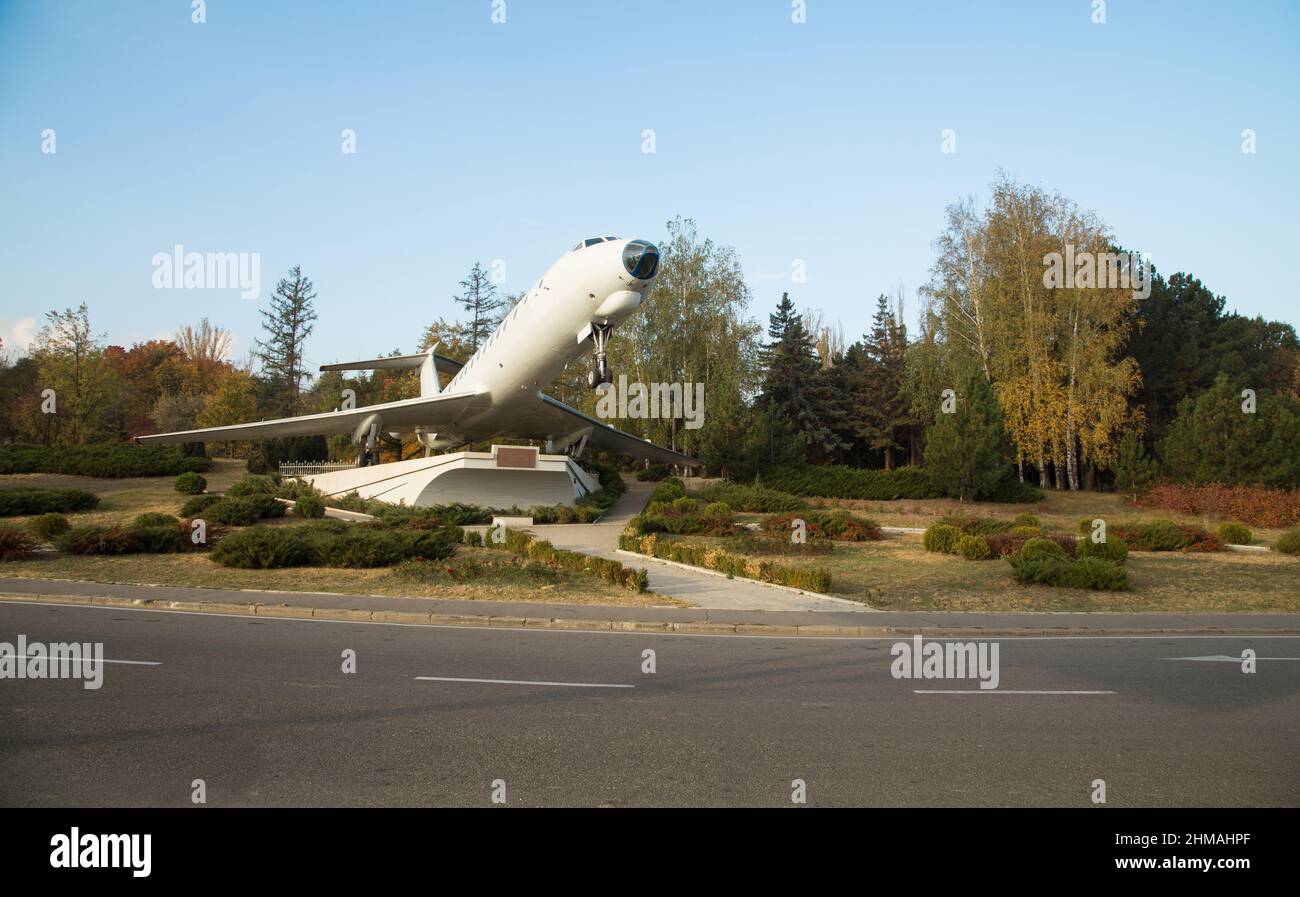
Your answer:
278,461 -> 353,477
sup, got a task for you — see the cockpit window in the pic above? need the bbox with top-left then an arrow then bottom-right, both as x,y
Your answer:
622,240 -> 659,279
584,237 -> 604,248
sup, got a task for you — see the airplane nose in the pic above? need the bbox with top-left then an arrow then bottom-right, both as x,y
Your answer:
621,240 -> 659,280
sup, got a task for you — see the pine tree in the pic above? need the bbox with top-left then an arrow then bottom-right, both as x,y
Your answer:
923,369 -> 1013,501
1112,429 -> 1156,499
759,293 -> 845,461
858,294 -> 912,470
1157,373 -> 1300,488
254,266 -> 318,417
454,262 -> 506,352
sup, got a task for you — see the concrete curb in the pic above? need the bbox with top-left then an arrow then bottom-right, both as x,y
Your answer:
3,592 -> 1296,638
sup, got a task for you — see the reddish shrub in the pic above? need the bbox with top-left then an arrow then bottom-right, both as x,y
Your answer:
1138,482 -> 1300,528
984,532 -> 1076,558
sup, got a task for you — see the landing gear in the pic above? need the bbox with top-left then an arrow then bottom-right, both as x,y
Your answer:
587,323 -> 613,389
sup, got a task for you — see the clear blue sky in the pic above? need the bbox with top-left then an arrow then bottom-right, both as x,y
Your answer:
2,0 -> 1297,368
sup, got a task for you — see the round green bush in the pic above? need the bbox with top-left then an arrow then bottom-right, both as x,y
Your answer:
1077,536 -> 1129,564
27,513 -> 71,542
923,523 -> 963,554
1010,525 -> 1042,535
1019,537 -> 1067,562
133,512 -> 178,529
1013,512 -> 1040,528
293,492 -> 326,518
1274,529 -> 1300,556
174,471 -> 207,495
1216,522 -> 1252,545
957,534 -> 992,560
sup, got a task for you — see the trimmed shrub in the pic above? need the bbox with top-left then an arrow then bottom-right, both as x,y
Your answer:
1010,525 -> 1042,535
174,471 -> 207,495
211,527 -> 314,569
922,523 -> 962,554
313,528 -> 409,567
0,523 -> 38,561
1217,522 -> 1252,545
293,492 -> 326,518
983,477 -> 1046,504
1010,555 -> 1129,590
27,513 -> 71,542
57,525 -> 141,555
1019,538 -> 1068,562
1274,530 -> 1300,556
636,464 -> 670,481
207,495 -> 285,526
648,478 -> 686,503
491,526 -> 648,592
938,515 -> 1014,536
207,499 -> 259,527
957,534 -> 992,560
0,487 -> 100,516
225,475 -> 279,498
133,512 -> 178,529
630,496 -> 735,537
131,524 -> 189,553
698,481 -> 804,513
0,443 -> 210,477
1013,512 -> 1040,528
1076,536 -> 1129,564
1112,520 -> 1222,552
761,465 -> 939,501
762,510 -> 881,542
179,494 -> 223,517
985,531 -> 1075,559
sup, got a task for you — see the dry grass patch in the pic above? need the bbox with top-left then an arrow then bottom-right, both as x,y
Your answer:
0,547 -> 681,608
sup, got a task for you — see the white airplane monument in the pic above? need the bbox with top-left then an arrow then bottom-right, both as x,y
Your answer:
139,237 -> 698,508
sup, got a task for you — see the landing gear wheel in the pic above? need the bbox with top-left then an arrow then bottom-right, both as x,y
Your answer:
587,322 -> 614,390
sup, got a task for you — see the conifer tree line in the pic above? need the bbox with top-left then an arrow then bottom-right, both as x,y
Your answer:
3,178 -> 1297,490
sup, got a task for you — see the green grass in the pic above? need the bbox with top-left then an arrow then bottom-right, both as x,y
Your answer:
644,528 -> 1300,612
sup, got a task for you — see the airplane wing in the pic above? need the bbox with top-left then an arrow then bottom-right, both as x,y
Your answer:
320,352 -> 463,375
135,390 -> 491,444
532,393 -> 699,467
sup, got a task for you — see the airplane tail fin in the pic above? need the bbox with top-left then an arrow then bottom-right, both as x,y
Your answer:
419,345 -> 440,397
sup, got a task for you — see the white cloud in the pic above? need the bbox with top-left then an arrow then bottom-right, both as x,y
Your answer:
0,317 -> 38,359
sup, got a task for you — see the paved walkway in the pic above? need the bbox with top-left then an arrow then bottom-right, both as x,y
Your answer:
523,480 -> 869,613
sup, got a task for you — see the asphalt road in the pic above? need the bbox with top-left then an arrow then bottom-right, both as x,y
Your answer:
1,601 -> 1296,807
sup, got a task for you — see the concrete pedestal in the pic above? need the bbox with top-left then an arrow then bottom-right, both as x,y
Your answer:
293,445 -> 601,508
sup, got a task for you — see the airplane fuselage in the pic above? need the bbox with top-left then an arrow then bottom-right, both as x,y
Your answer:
431,236 -> 659,444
